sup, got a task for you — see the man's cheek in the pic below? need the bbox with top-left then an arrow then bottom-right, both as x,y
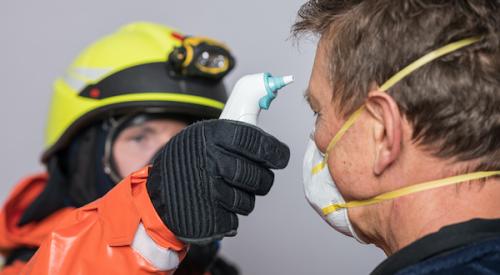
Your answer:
313,118 -> 334,152
334,140 -> 377,200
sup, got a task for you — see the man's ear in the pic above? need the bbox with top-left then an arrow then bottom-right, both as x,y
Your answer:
365,87 -> 402,176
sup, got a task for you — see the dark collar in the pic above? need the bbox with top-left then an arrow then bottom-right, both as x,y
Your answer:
371,218 -> 500,275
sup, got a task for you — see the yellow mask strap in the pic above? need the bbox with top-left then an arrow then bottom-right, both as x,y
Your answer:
311,37 -> 481,175
322,171 -> 500,215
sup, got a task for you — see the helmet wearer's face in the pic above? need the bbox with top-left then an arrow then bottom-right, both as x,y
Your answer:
112,118 -> 187,179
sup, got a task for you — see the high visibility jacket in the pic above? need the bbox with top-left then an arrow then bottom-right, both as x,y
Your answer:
0,166 -> 187,274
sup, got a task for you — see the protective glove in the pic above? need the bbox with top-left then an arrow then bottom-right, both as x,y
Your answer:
147,119 -> 290,244
175,242 -> 220,275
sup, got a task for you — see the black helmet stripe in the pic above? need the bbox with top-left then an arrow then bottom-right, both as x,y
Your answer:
79,62 -> 228,103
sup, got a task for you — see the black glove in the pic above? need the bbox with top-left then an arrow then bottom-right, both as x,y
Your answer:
147,119 -> 290,244
174,242 -> 220,275
175,242 -> 240,275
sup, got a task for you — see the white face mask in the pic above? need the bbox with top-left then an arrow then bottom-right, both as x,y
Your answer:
302,138 -> 366,243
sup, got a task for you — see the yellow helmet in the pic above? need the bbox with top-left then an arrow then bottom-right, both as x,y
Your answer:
43,22 -> 235,161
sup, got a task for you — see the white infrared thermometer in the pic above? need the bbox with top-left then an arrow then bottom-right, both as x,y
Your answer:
219,73 -> 294,125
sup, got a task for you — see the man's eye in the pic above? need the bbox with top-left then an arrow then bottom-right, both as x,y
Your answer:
313,111 -> 319,117
131,134 -> 146,143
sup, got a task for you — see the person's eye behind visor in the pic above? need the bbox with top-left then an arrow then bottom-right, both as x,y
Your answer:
103,113 -> 189,182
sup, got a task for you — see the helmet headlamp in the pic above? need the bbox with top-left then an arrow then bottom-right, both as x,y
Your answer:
169,36 -> 235,79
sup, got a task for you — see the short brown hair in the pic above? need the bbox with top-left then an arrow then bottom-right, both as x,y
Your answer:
293,0 -> 500,170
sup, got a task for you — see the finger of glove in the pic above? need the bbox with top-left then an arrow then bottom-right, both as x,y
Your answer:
215,207 -> 239,238
206,120 -> 290,169
213,181 -> 256,216
208,149 -> 274,195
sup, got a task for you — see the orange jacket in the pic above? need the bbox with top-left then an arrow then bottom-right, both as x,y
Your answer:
0,166 -> 187,274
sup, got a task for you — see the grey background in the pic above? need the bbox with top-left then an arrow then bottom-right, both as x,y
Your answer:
0,1 -> 385,274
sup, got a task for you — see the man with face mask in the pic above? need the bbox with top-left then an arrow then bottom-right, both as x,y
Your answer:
294,0 -> 500,274
0,22 -> 279,274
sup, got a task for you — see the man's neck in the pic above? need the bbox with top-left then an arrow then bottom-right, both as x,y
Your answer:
382,178 -> 500,255
352,157 -> 500,255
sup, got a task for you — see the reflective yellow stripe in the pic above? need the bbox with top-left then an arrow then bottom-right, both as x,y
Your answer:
95,92 -> 225,110
322,171 -> 500,215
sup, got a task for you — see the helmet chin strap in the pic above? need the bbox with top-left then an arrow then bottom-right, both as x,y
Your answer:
102,116 -> 124,183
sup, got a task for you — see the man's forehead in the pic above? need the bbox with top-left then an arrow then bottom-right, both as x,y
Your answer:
315,38 -> 330,66
307,39 -> 333,107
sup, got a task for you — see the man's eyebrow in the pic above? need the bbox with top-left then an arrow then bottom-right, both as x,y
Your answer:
304,88 -> 319,112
